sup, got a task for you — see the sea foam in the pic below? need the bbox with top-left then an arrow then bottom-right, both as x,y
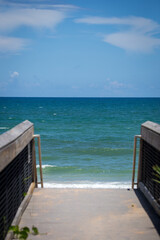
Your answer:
36,164 -> 56,169
43,181 -> 131,189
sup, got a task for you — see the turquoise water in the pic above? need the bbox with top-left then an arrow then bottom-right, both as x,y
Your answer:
0,97 -> 160,188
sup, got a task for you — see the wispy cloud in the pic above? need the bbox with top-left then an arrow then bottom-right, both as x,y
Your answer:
0,8 -> 65,32
0,0 -> 78,10
0,35 -> 27,52
0,70 -> 19,90
88,78 -> 129,91
110,80 -> 124,88
105,78 -> 129,89
0,1 -> 75,53
104,32 -> 160,53
75,16 -> 160,53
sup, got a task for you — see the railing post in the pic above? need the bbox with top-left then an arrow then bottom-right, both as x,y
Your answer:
32,138 -> 38,188
132,135 -> 141,189
33,135 -> 43,188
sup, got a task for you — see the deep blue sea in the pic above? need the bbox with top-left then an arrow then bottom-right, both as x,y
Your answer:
0,97 -> 160,188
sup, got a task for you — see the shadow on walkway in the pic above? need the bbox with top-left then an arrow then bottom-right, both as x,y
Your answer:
134,189 -> 160,235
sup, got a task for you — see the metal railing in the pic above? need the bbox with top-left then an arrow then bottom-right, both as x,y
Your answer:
132,135 -> 141,189
33,134 -> 43,188
0,142 -> 33,240
0,121 -> 43,240
140,140 -> 160,204
132,121 -> 160,216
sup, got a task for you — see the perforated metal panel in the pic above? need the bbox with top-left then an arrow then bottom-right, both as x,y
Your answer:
141,140 -> 160,204
0,141 -> 33,240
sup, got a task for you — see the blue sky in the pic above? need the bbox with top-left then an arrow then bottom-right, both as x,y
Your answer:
0,0 -> 160,97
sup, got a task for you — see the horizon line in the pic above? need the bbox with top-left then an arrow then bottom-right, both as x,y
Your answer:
0,96 -> 160,99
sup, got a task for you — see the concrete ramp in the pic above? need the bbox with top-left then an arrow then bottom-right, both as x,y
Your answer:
19,188 -> 160,240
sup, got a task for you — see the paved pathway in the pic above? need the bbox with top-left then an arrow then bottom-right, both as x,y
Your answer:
19,188 -> 160,240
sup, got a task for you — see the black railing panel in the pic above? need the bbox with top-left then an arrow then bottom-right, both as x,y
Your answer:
0,141 -> 33,240
141,140 -> 160,204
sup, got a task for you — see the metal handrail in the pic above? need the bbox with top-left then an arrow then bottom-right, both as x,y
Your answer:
132,135 -> 141,189
33,134 -> 43,188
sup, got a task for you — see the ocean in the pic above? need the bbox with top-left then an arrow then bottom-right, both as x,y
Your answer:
0,97 -> 160,188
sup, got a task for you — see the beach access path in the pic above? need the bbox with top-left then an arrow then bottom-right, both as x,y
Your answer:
19,188 -> 160,240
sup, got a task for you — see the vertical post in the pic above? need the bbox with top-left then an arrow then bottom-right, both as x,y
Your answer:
32,138 -> 38,188
37,136 -> 44,188
33,134 -> 43,188
132,135 -> 141,189
137,138 -> 143,185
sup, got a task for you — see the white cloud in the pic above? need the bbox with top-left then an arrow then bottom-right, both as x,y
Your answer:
105,78 -> 127,89
75,16 -> 160,53
0,5 -> 67,53
104,31 -> 160,53
52,4 -> 79,10
10,71 -> 19,78
0,35 -> 27,52
0,8 -> 65,32
75,16 -> 159,32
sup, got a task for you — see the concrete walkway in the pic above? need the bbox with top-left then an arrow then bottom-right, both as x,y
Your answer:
19,188 -> 160,240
